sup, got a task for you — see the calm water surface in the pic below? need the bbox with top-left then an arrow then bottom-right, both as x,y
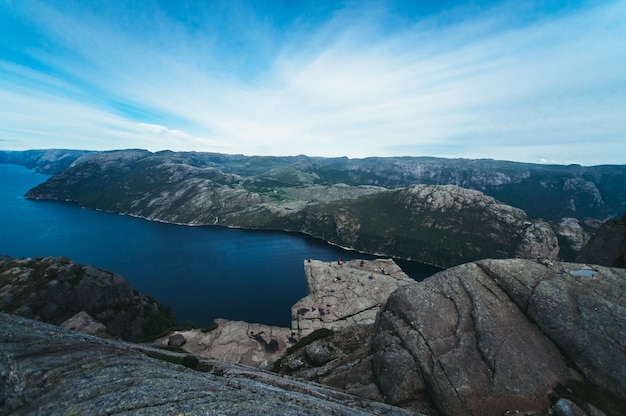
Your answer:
0,164 -> 441,327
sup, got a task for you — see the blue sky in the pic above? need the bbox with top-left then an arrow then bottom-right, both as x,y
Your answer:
1,0 -> 624,165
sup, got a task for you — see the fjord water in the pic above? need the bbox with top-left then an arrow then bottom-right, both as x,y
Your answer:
1,164 -> 441,327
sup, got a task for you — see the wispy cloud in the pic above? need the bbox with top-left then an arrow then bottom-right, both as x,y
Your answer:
0,0 -> 624,164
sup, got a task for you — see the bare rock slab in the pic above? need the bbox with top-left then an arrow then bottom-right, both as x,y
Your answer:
158,318 -> 295,369
292,259 -> 415,337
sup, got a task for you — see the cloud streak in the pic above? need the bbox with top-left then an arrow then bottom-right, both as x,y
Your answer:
0,0 -> 624,165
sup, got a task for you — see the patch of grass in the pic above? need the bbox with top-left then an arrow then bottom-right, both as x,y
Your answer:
144,349 -> 199,370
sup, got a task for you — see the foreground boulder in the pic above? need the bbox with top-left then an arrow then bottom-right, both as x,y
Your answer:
0,255 -> 176,341
373,259 -> 626,415
0,313 -> 415,415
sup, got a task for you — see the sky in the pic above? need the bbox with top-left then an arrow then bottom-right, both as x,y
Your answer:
0,0 -> 625,165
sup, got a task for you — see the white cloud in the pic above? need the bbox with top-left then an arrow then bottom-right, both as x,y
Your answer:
1,0 -> 625,164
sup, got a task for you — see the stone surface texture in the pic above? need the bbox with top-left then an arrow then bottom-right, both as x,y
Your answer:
0,313 -> 417,416
158,318 -> 294,369
373,258 -> 626,416
292,259 -> 416,337
60,310 -> 111,339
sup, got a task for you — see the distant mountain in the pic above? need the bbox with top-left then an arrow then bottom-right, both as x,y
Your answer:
0,149 -> 93,174
5,149 -> 625,266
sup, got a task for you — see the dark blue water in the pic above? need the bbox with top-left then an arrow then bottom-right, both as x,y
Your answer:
0,164 -> 441,327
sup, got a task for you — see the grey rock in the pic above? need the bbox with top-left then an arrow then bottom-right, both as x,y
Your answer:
0,312 -> 418,415
478,259 -> 626,400
167,332 -> 186,347
61,310 -> 111,338
287,358 -> 304,370
0,255 -> 176,341
577,212 -> 626,267
556,217 -> 592,260
305,341 -> 334,365
515,219 -> 560,259
553,398 -> 587,416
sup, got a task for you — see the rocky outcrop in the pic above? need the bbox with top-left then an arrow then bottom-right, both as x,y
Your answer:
160,259 -> 412,369
373,259 -> 626,415
60,310 -> 111,338
292,259 -> 416,337
577,212 -> 626,267
0,149 -> 91,173
158,318 -> 294,369
0,255 -> 176,341
0,312 -> 416,416
274,325 -> 390,406
515,219 -> 560,259
554,217 -> 593,261
230,184 -> 560,267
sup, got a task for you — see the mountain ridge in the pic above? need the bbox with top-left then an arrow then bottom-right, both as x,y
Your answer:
3,149 -> 625,266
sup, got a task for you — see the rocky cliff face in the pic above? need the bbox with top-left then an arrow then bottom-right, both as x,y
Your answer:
238,184 -> 559,267
17,149 -> 626,266
0,255 -> 176,341
577,212 -> 626,267
292,259 -> 415,337
0,149 -> 91,174
373,258 -> 626,415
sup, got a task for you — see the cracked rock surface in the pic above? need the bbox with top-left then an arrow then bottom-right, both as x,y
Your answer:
0,313 -> 417,416
373,258 -> 626,415
292,259 -> 416,337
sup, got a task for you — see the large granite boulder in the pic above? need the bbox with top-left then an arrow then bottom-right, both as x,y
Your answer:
0,255 -> 176,341
292,259 -> 415,337
478,259 -> 626,400
373,259 -> 626,415
0,313 -> 416,415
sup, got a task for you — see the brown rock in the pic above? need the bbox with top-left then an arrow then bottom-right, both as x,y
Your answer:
158,319 -> 294,369
60,311 -> 111,339
373,261 -> 576,415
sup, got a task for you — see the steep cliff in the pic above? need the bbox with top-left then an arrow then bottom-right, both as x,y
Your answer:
0,149 -> 91,174
0,255 -> 176,341
229,184 -> 559,267
577,212 -> 626,267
